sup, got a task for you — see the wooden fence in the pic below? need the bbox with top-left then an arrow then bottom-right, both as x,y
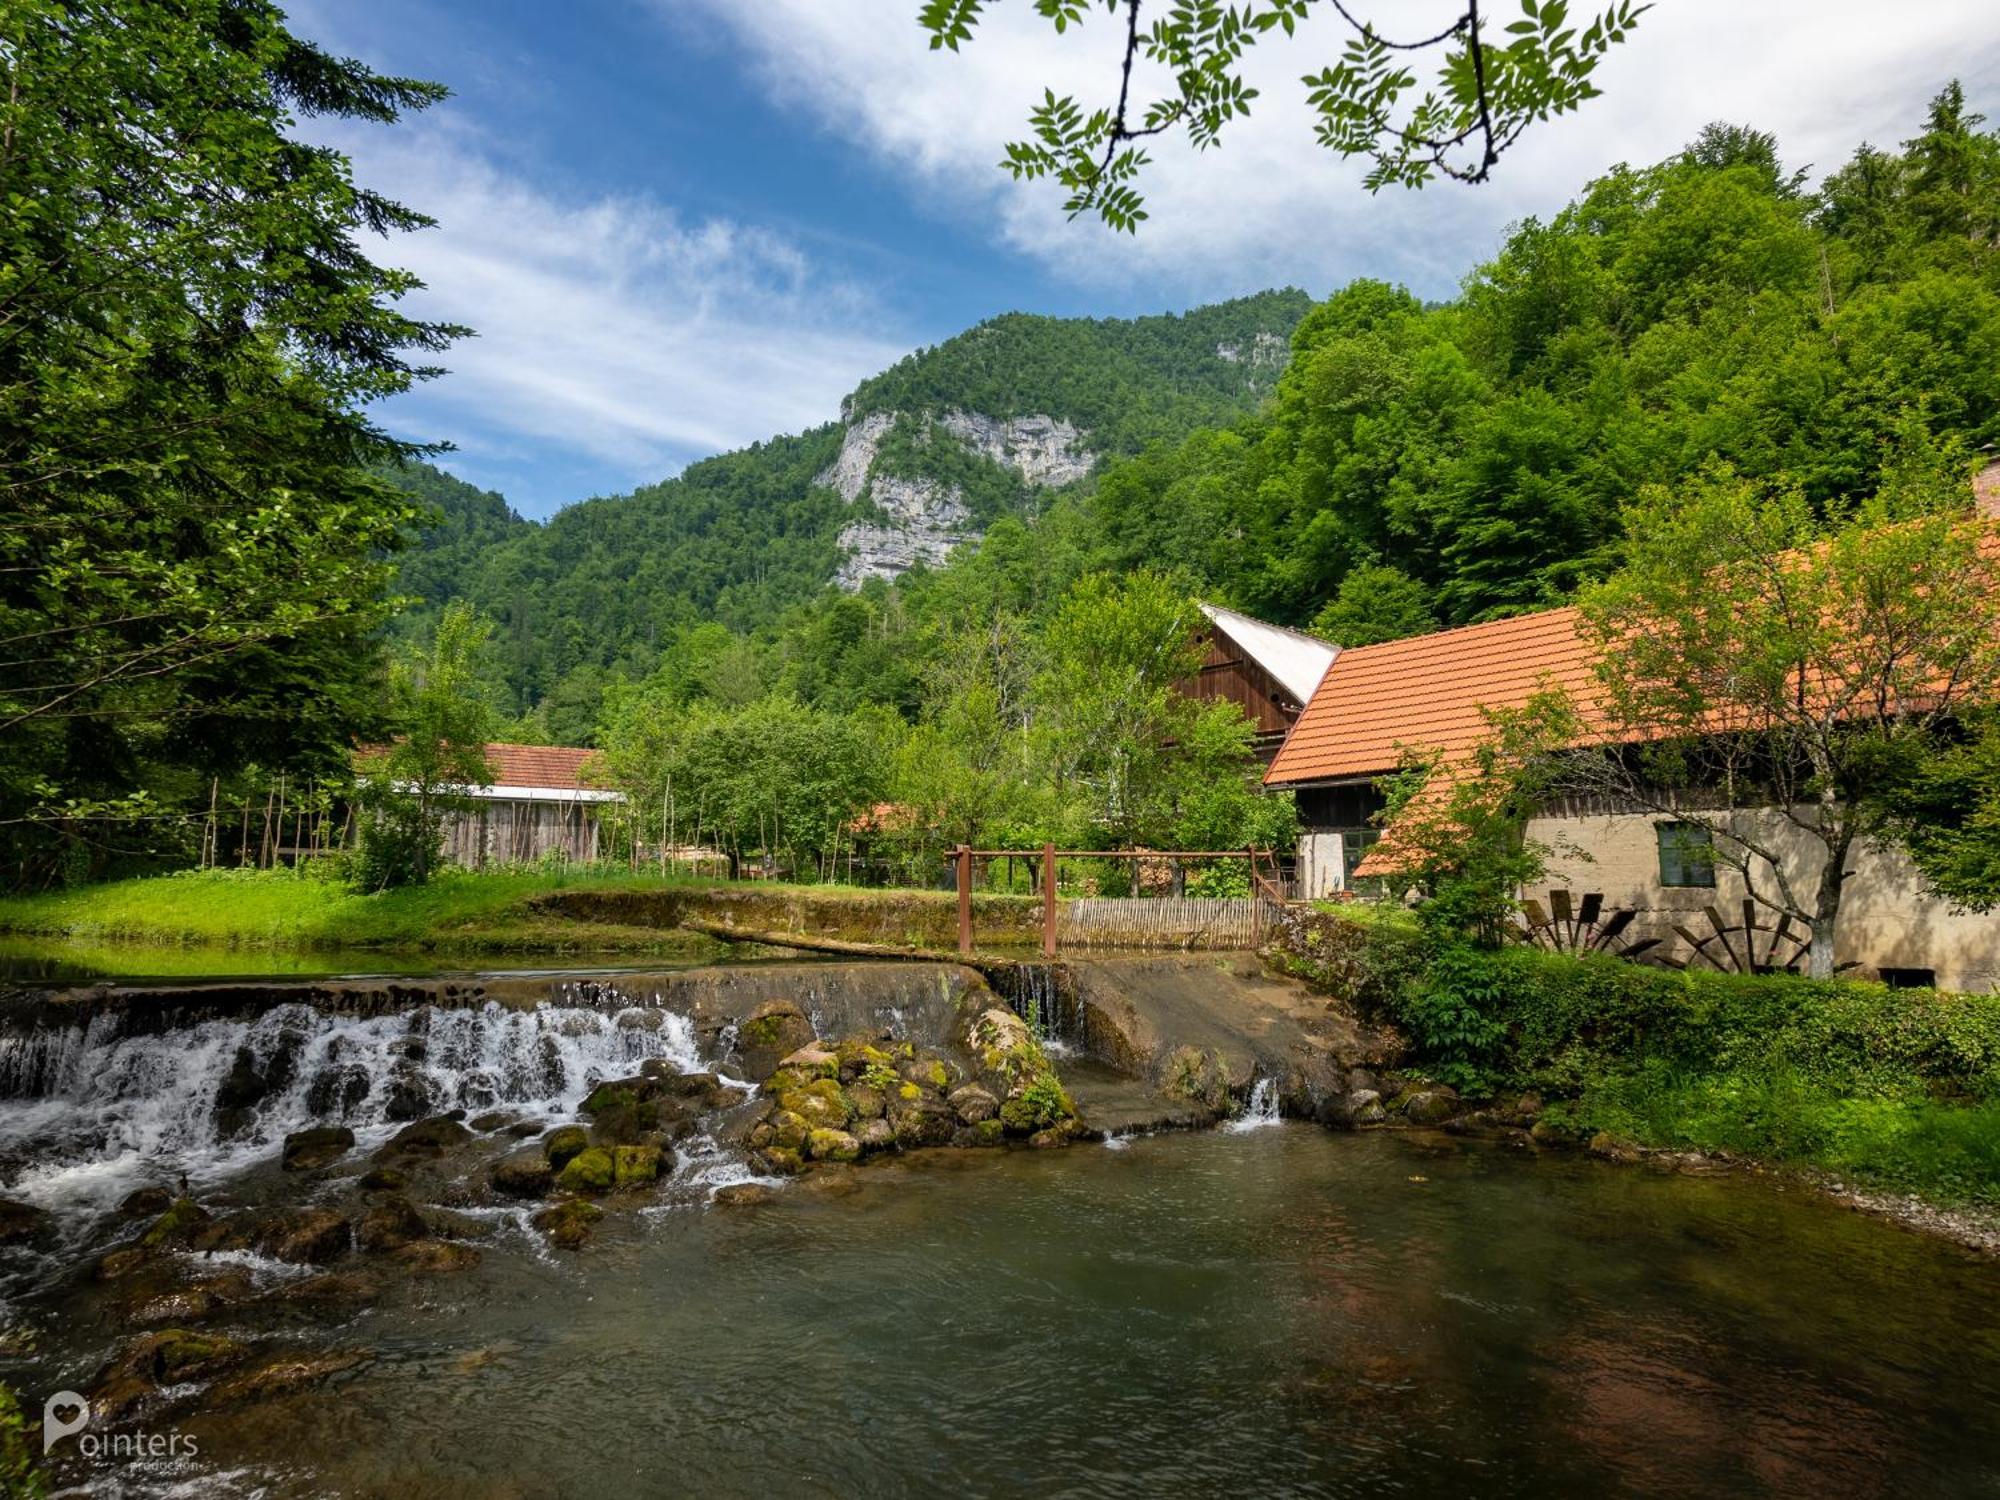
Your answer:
953,845 -> 1288,956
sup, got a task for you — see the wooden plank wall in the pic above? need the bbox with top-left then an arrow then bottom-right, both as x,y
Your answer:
441,799 -> 603,868
1058,896 -> 1265,950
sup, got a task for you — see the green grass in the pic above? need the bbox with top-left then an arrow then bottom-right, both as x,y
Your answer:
0,868 -> 719,954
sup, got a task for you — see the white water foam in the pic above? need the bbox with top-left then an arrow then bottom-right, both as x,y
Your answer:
1223,1077 -> 1282,1133
0,1000 -> 704,1218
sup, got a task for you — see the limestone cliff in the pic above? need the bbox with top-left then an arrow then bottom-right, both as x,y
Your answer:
820,407 -> 1093,589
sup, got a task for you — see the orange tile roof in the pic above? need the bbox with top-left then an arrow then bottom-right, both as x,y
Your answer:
1264,606 -> 1600,786
483,743 -> 603,789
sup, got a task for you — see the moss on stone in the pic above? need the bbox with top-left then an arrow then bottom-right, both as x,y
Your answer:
555,1146 -> 616,1194
140,1196 -> 210,1249
610,1144 -> 664,1186
543,1125 -> 590,1169
531,1198 -> 603,1250
806,1128 -> 861,1163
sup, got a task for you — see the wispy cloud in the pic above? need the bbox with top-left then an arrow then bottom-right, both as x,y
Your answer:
686,0 -> 2000,302
328,116 -> 910,514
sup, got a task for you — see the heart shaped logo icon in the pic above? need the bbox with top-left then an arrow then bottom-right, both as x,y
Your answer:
43,1390 -> 90,1454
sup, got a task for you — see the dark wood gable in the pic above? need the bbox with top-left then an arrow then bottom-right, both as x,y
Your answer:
1180,619 -> 1310,760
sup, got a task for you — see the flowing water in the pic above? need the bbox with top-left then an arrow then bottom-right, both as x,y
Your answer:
4,972 -> 2000,1496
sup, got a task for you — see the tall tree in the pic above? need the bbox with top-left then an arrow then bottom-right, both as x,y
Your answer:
359,604 -> 497,889
0,0 -> 461,883
1572,453 -> 2000,978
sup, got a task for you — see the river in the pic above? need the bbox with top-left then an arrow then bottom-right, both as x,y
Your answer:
2,962 -> 1997,1496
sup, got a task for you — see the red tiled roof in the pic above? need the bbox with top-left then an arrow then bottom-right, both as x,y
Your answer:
482,743 -> 602,789
1264,607 -> 1600,786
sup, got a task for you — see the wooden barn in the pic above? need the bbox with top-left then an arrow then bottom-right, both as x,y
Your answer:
438,743 -> 621,868
1181,603 -> 1340,762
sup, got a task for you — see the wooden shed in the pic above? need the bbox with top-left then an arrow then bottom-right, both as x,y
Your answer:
1181,603 -> 1340,762
439,743 -> 621,868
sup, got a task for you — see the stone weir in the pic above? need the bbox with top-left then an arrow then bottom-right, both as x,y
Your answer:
0,961 -> 988,1052
978,952 -> 1404,1129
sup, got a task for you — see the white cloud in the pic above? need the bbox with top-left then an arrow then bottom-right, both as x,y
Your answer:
325,116 -> 910,505
684,0 -> 2000,301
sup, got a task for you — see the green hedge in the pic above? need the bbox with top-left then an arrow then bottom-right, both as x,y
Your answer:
1275,909 -> 2000,1204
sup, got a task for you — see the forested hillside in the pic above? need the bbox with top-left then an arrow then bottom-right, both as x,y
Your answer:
428,86 -> 2000,756
393,290 -> 1312,721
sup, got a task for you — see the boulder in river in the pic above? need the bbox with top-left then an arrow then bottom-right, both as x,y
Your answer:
543,1124 -> 590,1169
390,1239 -> 481,1274
736,1000 -> 816,1081
376,1114 -> 473,1159
140,1196 -> 212,1250
491,1149 -> 555,1198
255,1208 -> 352,1265
282,1125 -> 356,1172
119,1187 -> 174,1219
209,1348 -> 371,1405
1401,1086 -> 1461,1126
610,1144 -> 667,1186
0,1196 -> 51,1247
806,1128 -> 861,1163
91,1329 -> 251,1423
555,1147 -> 616,1194
356,1195 -> 430,1255
854,1119 -> 896,1154
531,1198 -> 602,1251
776,1078 -> 854,1132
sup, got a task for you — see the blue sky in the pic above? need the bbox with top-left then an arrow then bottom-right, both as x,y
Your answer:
297,0 -> 2000,520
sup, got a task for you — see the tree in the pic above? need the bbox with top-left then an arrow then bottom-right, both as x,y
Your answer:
1311,563 -> 1438,644
1572,454 -> 2000,978
920,0 -> 1648,230
359,604 -> 497,889
1884,709 -> 2000,912
0,0 -> 461,883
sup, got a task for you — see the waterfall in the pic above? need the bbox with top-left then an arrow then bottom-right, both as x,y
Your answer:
991,962 -> 1076,1054
1224,1077 -> 1281,1133
0,998 -> 707,1218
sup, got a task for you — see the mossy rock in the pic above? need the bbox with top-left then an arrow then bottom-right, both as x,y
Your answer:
755,1146 -> 805,1176
806,1128 -> 861,1164
847,1084 -> 887,1121
854,1119 -> 896,1153
776,1078 -> 854,1132
531,1198 -> 603,1251
775,1045 -> 839,1081
966,1118 -> 1005,1148
556,1147 -> 616,1194
835,1039 -> 895,1082
611,1144 -> 666,1186
901,1056 -> 956,1093
738,1001 -> 816,1080
590,1096 -> 663,1147
544,1125 -> 590,1169
767,1109 -> 812,1152
580,1080 -> 655,1116
998,1081 -> 1077,1137
140,1196 -> 211,1249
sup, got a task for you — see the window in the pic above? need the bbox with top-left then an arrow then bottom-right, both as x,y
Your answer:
1880,967 -> 1936,990
1656,822 -> 1716,888
1339,828 -> 1380,885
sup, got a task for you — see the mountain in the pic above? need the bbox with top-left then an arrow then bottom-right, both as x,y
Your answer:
392,288 -> 1312,707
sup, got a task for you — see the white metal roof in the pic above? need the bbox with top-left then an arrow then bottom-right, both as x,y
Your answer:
1198,602 -> 1339,704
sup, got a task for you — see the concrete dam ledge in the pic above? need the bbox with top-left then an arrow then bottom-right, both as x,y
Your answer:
4,954 -> 1402,1128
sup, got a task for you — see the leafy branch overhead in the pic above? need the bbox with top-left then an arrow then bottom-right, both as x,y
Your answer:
920,0 -> 1647,230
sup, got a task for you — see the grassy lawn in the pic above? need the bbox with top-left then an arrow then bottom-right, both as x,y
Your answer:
0,868 -> 720,953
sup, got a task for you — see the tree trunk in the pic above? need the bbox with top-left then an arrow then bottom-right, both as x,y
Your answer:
1807,830 -> 1850,980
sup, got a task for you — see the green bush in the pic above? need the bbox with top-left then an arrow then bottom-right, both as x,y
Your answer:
1272,910 -> 2000,1204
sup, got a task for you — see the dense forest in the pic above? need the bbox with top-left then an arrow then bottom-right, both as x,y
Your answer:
10,57 -> 2000,888
419,87 -> 2000,749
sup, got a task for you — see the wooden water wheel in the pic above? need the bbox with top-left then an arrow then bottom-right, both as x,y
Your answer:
1517,890 -> 1664,961
1663,899 -> 1831,975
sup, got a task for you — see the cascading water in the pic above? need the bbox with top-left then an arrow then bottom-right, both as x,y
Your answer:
0,998 -> 709,1220
992,963 -> 1078,1055
1223,1076 -> 1281,1133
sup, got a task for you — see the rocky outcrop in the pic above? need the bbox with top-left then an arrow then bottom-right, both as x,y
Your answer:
938,410 -> 1092,487
820,406 -> 1095,590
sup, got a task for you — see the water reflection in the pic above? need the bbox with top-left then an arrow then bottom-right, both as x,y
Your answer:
11,1128 -> 2000,1497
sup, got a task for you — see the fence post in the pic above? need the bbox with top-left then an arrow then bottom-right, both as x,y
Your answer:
1042,842 -> 1057,958
956,845 -> 972,956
